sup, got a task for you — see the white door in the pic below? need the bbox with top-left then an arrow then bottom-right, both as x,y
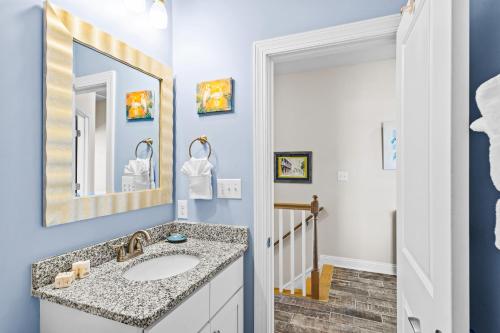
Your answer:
75,92 -> 96,196
397,0 -> 468,332
210,288 -> 243,333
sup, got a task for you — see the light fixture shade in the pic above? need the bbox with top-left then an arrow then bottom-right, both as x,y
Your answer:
124,0 -> 146,13
149,0 -> 168,30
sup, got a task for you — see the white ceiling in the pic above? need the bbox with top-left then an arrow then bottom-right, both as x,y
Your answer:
274,37 -> 396,75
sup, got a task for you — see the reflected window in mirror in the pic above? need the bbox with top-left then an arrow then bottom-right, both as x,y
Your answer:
72,42 -> 161,197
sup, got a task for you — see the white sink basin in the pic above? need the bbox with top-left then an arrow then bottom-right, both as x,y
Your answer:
123,254 -> 200,282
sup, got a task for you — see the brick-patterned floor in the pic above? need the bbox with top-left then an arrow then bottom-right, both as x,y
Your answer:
275,267 -> 397,333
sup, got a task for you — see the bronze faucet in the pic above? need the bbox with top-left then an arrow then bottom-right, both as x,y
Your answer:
112,230 -> 152,262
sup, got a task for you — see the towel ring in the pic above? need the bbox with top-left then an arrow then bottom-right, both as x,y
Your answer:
135,138 -> 154,160
189,135 -> 212,159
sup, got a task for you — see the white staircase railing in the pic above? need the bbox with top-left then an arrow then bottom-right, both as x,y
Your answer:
274,196 -> 323,298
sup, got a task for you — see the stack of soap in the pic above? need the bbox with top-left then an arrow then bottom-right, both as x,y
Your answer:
72,260 -> 91,279
54,272 -> 75,289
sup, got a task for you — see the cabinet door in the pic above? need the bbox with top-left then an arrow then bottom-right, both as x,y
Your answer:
210,288 -> 243,333
210,257 -> 243,316
146,284 -> 209,333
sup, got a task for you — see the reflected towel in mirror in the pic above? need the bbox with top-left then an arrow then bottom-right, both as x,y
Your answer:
123,158 -> 155,191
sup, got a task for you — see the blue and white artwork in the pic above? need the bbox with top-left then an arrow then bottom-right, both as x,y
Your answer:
382,121 -> 397,170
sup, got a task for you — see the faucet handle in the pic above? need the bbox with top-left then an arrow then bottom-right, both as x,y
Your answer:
111,243 -> 126,262
134,238 -> 145,253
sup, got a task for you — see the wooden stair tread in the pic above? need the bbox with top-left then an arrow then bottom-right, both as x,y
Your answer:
276,264 -> 335,301
319,264 -> 334,301
274,288 -> 305,297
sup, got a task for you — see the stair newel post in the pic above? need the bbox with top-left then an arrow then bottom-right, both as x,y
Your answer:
311,195 -> 320,300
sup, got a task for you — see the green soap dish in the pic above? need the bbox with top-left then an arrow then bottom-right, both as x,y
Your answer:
166,233 -> 187,243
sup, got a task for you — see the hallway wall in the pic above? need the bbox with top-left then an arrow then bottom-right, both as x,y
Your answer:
274,60 -> 398,284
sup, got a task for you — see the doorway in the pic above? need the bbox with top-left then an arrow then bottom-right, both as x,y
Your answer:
253,15 -> 401,332
253,8 -> 469,333
73,71 -> 116,196
273,44 -> 398,332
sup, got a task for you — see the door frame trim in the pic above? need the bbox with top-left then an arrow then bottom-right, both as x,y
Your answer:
253,14 -> 402,333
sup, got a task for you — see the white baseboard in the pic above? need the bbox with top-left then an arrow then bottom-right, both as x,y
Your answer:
278,256 -> 396,290
320,255 -> 396,275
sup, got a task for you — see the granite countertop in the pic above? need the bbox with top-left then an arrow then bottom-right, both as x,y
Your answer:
32,222 -> 248,328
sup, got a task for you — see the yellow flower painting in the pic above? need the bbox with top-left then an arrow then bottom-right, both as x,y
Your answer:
126,90 -> 154,120
196,78 -> 234,114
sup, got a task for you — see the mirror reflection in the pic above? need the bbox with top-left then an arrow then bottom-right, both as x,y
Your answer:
73,41 -> 160,197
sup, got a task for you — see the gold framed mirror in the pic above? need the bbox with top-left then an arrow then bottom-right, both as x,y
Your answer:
43,1 -> 173,226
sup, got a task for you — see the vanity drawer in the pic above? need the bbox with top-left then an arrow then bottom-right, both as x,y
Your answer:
210,257 -> 244,317
146,283 -> 209,333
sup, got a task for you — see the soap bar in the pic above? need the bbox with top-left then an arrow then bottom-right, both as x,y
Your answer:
72,260 -> 91,279
54,271 -> 75,289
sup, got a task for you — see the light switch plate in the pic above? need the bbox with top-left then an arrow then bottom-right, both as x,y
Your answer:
217,179 -> 242,199
178,200 -> 188,219
337,171 -> 349,182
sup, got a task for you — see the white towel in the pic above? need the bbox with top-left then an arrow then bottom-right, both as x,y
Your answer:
123,158 -> 155,190
471,74 -> 500,250
181,157 -> 213,200
124,158 -> 149,175
471,74 -> 500,190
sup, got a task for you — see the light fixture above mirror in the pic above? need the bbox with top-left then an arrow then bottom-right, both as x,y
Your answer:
123,0 -> 168,30
149,0 -> 168,30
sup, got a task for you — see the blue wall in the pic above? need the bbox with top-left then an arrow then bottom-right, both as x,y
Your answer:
470,1 -> 500,332
74,43 -> 161,192
0,1 -> 173,332
171,1 -> 404,332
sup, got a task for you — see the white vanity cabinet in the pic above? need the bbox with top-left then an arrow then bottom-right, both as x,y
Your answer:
41,257 -> 244,333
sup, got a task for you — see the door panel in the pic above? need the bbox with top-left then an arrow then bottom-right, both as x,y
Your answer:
75,92 -> 96,196
401,1 -> 431,278
397,0 -> 457,332
210,288 -> 243,333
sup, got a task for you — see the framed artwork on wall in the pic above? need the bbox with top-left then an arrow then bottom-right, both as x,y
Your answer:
382,121 -> 397,170
196,78 -> 234,114
274,151 -> 312,183
127,90 -> 154,120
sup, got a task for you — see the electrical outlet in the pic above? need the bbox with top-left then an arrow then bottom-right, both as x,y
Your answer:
217,179 -> 242,199
337,171 -> 349,182
178,200 -> 188,219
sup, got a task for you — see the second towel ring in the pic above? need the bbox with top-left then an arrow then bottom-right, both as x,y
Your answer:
135,138 -> 154,160
189,135 -> 212,159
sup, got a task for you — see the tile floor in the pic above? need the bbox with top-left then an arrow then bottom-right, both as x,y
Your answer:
275,267 -> 397,333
